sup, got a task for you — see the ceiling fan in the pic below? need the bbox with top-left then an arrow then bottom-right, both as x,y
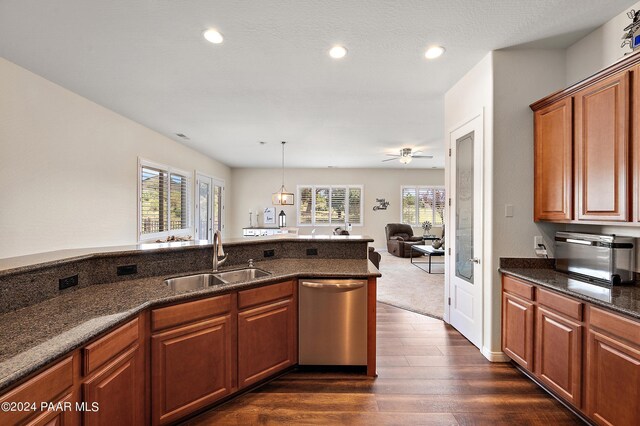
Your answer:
382,148 -> 433,164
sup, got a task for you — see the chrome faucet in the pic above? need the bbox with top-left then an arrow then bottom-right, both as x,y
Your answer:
212,230 -> 228,271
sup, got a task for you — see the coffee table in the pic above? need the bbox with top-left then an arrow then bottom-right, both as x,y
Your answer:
410,244 -> 445,274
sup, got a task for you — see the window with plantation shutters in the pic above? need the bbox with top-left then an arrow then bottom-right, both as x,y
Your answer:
297,185 -> 363,226
401,186 -> 445,227
139,160 -> 191,239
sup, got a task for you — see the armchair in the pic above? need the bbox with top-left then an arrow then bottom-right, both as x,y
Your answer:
385,223 -> 423,258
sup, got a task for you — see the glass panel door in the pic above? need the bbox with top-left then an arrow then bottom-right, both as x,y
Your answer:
213,183 -> 223,232
198,180 -> 211,242
455,131 -> 474,284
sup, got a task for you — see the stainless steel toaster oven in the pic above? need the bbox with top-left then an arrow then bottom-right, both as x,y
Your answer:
555,232 -> 635,284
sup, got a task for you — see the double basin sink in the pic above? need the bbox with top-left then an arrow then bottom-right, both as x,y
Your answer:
164,268 -> 271,292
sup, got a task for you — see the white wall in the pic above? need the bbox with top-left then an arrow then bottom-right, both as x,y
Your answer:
490,49 -> 568,354
566,1 -> 640,85
444,49 -> 567,358
229,167 -> 444,249
0,58 -> 231,259
444,52 -> 495,355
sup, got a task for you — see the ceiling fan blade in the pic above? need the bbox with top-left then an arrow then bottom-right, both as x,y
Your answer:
381,158 -> 398,162
411,155 -> 434,159
385,154 -> 400,157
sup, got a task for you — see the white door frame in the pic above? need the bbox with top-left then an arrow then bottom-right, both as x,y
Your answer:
444,111 -> 484,349
194,172 -> 226,242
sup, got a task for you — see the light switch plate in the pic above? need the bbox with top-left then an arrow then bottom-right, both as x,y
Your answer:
505,204 -> 514,217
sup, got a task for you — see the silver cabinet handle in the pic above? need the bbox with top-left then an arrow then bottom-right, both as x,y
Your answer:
468,258 -> 480,264
302,281 -> 365,289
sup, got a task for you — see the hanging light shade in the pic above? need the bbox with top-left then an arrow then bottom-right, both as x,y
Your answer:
272,141 -> 294,205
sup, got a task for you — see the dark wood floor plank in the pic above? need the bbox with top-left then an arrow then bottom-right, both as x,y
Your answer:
186,303 -> 582,425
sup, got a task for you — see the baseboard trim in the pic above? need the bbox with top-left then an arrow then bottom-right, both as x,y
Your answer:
481,347 -> 510,362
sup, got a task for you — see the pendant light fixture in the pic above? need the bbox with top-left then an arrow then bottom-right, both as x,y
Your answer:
272,141 -> 294,205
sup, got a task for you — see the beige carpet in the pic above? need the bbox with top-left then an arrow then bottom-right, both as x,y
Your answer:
376,251 -> 445,319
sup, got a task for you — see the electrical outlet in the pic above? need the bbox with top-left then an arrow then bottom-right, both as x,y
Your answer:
59,275 -> 78,290
117,264 -> 138,276
534,236 -> 543,249
505,204 -> 514,217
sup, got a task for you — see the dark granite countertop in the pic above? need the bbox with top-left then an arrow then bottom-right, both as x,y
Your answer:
499,262 -> 640,321
0,235 -> 374,277
0,258 -> 380,391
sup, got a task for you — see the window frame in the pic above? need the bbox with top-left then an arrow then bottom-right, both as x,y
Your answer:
400,185 -> 446,227
138,158 -> 192,242
296,184 -> 364,227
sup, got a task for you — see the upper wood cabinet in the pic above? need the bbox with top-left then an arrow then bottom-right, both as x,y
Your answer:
534,97 -> 573,221
575,72 -> 630,222
531,53 -> 640,224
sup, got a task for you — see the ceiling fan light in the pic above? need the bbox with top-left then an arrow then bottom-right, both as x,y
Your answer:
399,156 -> 412,164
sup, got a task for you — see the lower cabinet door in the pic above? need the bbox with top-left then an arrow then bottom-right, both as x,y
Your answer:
535,307 -> 582,406
151,315 -> 234,425
586,329 -> 640,426
238,298 -> 296,389
26,392 -> 76,426
82,345 -> 144,426
502,292 -> 534,370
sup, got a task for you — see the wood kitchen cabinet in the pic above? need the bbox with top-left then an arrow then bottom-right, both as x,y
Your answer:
151,295 -> 235,425
586,307 -> 640,426
0,356 -> 76,426
534,97 -> 573,221
81,318 -> 144,426
530,52 -> 640,224
574,72 -> 630,222
535,306 -> 583,407
535,288 -> 583,407
237,280 -> 297,389
502,273 -> 640,426
83,345 -> 143,426
502,291 -> 535,370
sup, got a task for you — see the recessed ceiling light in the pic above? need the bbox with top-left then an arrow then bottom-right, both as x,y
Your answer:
329,46 -> 347,59
203,29 -> 224,44
425,45 -> 445,59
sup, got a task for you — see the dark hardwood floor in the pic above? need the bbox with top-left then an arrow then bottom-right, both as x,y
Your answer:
185,303 -> 583,425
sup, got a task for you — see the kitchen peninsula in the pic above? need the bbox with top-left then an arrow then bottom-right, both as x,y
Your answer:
0,236 -> 380,425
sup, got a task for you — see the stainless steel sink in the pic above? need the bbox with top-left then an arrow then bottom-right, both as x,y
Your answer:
164,268 -> 271,291
213,268 -> 271,283
164,274 -> 226,292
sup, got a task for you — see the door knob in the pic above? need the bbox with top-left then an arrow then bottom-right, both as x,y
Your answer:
468,258 -> 480,264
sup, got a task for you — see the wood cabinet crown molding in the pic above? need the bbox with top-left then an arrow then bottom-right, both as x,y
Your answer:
530,51 -> 640,111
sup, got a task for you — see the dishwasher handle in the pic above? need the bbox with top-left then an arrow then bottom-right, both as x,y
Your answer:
301,281 -> 365,289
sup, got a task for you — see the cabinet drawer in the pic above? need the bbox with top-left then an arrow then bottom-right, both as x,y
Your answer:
83,317 -> 138,376
537,287 -> 583,321
502,275 -> 535,300
238,280 -> 294,310
0,356 -> 74,425
589,306 -> 640,346
152,294 -> 232,332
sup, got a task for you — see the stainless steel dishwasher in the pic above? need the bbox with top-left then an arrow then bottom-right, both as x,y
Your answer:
298,279 -> 367,366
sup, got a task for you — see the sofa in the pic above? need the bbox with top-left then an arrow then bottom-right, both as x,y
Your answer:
385,223 -> 423,258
